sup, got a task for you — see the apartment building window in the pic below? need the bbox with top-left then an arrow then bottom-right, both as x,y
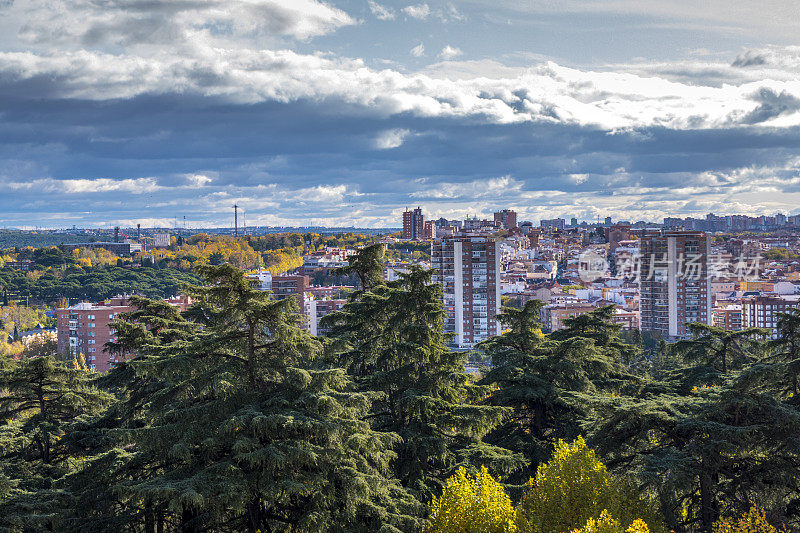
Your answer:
89,323 -> 95,328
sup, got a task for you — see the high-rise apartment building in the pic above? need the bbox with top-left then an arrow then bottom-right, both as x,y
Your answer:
431,234 -> 501,347
402,207 -> 425,240
639,231 -> 712,338
493,209 -> 518,230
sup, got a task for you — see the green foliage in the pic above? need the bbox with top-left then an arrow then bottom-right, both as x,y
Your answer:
593,317 -> 800,532
427,466 -> 517,533
325,259 -> 523,497
478,305 -> 637,476
0,264 -> 198,303
336,242 -> 386,291
0,356 -> 114,530
67,264 -> 424,532
763,248 -> 799,261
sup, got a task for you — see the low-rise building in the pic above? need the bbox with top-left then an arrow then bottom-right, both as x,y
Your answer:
541,302 -> 596,332
56,298 -> 135,371
713,304 -> 743,331
742,294 -> 800,338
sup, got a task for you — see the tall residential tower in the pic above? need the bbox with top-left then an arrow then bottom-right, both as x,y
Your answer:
402,207 -> 425,240
639,230 -> 712,338
431,234 -> 501,348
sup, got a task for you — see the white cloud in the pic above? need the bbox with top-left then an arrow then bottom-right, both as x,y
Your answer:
438,45 -> 462,59
368,1 -> 396,20
374,128 -> 410,149
410,43 -> 425,57
185,174 -> 213,187
2,177 -> 160,194
5,46 -> 800,130
402,3 -> 430,19
13,0 -> 355,49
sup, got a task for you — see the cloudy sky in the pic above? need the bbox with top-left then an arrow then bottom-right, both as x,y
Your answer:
2,0 -> 800,229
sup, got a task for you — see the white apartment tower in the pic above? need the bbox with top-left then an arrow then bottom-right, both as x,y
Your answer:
431,234 -> 502,347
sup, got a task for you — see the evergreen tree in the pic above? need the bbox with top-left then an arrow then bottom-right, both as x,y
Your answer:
478,305 -> 637,476
767,309 -> 800,398
593,325 -> 800,532
325,259 -> 522,497
77,264 -> 424,532
671,324 -> 769,386
0,355 -> 114,530
337,242 -> 386,292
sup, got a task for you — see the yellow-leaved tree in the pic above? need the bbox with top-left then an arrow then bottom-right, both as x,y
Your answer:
515,437 -> 660,533
571,510 -> 651,533
426,466 -> 517,533
713,505 -> 786,533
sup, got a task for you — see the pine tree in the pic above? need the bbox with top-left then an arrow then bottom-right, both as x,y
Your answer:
78,264 -> 424,532
671,323 -> 769,385
0,355 -> 114,530
767,309 -> 800,398
336,243 -> 386,292
592,325 -> 800,532
478,305 -> 637,476
325,259 -> 523,498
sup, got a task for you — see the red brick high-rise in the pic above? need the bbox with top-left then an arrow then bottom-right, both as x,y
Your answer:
402,207 -> 425,240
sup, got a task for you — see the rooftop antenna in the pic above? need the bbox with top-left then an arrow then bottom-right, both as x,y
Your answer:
234,204 -> 239,236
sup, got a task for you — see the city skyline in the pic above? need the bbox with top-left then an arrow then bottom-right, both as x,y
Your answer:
3,1 -> 800,228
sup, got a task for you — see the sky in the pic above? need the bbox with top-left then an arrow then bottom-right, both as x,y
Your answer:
2,0 -> 800,229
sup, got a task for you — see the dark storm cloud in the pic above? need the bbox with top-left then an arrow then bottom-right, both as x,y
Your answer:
2,89 -> 800,226
741,88 -> 800,124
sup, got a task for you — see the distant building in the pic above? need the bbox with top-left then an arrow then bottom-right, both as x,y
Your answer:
605,224 -> 631,254
270,275 -> 309,309
62,242 -> 142,255
56,297 -> 135,371
541,303 -> 596,332
639,231 -> 712,338
431,234 -> 501,348
305,285 -> 354,299
153,233 -> 171,248
462,216 -> 495,232
402,207 -> 425,240
299,248 -> 355,274
540,218 -> 566,230
7,260 -> 35,271
742,294 -> 800,338
493,209 -> 518,230
423,220 -> 436,240
713,304 -> 743,331
305,297 -> 347,336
